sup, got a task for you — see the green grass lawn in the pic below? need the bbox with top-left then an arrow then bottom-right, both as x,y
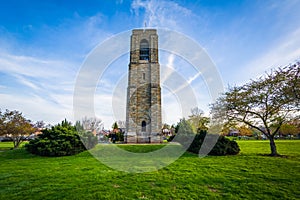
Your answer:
0,140 -> 299,199
0,141 -> 27,151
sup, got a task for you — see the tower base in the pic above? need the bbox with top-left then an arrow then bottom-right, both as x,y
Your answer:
125,132 -> 162,144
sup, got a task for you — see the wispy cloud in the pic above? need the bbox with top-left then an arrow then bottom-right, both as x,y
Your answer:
0,48 -> 78,124
166,53 -> 175,69
14,74 -> 41,91
0,93 -> 73,124
241,27 -> 300,83
161,54 -> 175,84
0,52 -> 75,79
0,11 -> 116,125
187,71 -> 202,84
1,1 -> 299,128
131,0 -> 198,31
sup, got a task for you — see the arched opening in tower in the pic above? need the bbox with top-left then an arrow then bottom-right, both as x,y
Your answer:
141,120 -> 146,132
140,39 -> 149,60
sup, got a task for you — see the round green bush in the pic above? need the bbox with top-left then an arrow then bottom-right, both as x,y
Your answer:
25,120 -> 97,156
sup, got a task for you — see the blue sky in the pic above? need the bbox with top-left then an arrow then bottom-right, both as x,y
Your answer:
0,0 -> 300,128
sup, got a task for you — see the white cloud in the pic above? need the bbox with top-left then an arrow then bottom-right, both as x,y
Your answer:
0,93 -> 72,124
0,50 -> 78,124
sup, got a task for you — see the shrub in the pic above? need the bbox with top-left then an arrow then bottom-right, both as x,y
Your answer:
171,118 -> 195,148
186,130 -> 206,153
187,131 -> 240,156
79,131 -> 98,149
169,119 -> 240,156
167,135 -> 175,142
25,119 -> 97,156
116,131 -> 124,142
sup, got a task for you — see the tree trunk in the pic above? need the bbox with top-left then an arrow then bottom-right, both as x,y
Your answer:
13,138 -> 21,149
13,139 -> 17,149
269,136 -> 278,156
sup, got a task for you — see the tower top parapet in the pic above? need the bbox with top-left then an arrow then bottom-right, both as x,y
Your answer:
132,29 -> 157,34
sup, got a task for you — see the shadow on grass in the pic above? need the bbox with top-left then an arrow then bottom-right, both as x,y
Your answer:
0,146 -> 97,161
258,153 -> 288,158
0,148 -> 38,159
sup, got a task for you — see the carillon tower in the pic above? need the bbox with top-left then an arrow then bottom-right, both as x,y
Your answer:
125,29 -> 162,143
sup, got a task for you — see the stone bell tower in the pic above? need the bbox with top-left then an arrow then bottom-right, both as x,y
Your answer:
125,29 -> 162,143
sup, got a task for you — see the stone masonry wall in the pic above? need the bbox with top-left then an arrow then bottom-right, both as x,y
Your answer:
125,29 -> 162,143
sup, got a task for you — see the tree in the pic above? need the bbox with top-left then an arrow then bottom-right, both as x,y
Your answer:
80,117 -> 103,135
117,120 -> 126,129
112,121 -> 119,130
75,120 -> 99,149
162,123 -> 170,130
111,122 -> 118,143
34,120 -> 46,129
238,125 -> 253,137
169,118 -> 195,147
176,118 -> 194,134
188,107 -> 210,133
110,122 -> 124,142
162,123 -> 171,136
279,123 -> 299,138
280,62 -> 300,103
0,109 -> 35,149
211,64 -> 300,156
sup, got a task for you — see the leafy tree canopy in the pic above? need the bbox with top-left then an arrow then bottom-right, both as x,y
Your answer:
0,109 -> 35,149
211,62 -> 300,156
188,107 -> 210,133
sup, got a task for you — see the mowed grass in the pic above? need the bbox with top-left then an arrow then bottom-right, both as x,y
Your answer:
0,140 -> 299,199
